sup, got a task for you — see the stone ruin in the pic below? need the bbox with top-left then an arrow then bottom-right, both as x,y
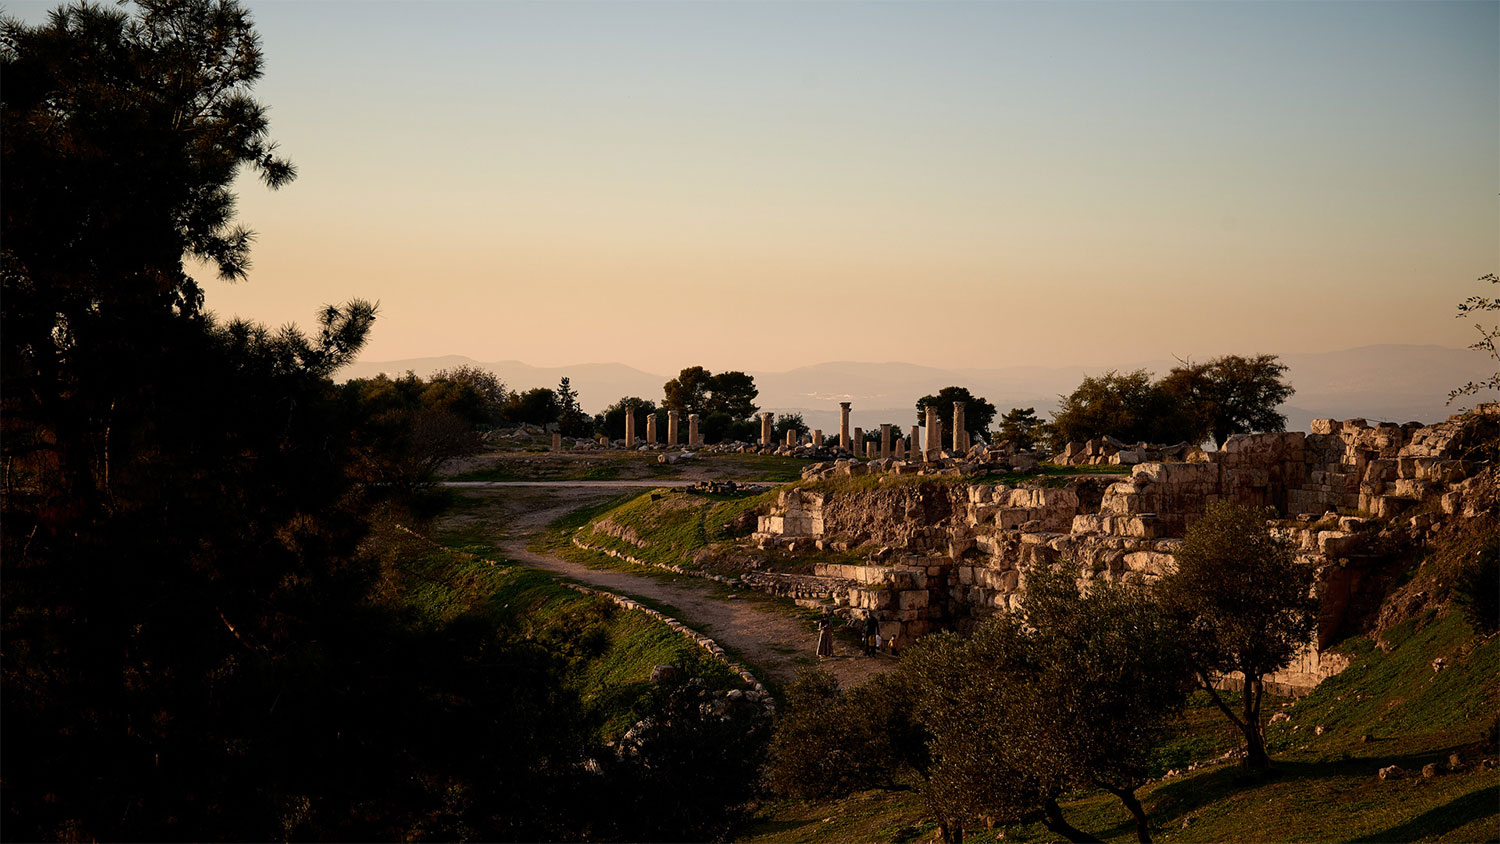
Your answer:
742,405 -> 1499,694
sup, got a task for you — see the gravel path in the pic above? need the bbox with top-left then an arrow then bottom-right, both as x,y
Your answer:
459,486 -> 893,690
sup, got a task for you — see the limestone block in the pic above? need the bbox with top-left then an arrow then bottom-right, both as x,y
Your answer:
1071,514 -> 1113,534
996,508 -> 1032,529
898,590 -> 930,611
1317,531 -> 1360,557
1124,551 -> 1174,575
1391,478 -> 1430,500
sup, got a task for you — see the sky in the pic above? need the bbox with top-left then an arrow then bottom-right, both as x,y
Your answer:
15,0 -> 1500,372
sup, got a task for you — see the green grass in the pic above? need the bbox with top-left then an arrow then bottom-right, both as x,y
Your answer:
373,521 -> 740,740
561,487 -> 779,571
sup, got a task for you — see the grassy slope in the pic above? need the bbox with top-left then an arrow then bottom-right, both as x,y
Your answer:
561,487 -> 778,570
738,611 -> 1500,843
374,522 -> 739,739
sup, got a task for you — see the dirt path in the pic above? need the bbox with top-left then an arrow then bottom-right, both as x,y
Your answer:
456,486 -> 892,690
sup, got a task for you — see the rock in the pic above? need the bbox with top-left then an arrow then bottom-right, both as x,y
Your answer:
1315,725 -> 1328,736
1448,751 -> 1465,770
1181,816 -> 1199,829
1431,657 -> 1446,672
1421,763 -> 1440,779
1378,765 -> 1404,781
649,665 -> 680,684
1270,712 -> 1291,723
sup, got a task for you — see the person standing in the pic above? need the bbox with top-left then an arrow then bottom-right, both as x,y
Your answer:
816,609 -> 834,659
863,612 -> 879,657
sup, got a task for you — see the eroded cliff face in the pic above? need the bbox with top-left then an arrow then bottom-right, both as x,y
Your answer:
746,406 -> 1499,693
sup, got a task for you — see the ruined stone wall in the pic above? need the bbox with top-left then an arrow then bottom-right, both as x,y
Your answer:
746,406 -> 1497,693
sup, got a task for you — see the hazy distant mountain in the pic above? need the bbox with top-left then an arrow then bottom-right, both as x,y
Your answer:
344,344 -> 1490,434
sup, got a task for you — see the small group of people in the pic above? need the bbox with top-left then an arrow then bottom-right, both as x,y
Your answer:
815,608 -> 898,659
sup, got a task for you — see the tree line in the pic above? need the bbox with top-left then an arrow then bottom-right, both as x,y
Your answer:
0,3 -> 765,839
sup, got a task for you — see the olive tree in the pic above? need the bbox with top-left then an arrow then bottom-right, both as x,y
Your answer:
1156,502 -> 1318,770
903,562 -> 1193,843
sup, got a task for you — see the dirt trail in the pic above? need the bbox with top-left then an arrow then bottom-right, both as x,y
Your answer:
472,487 -> 892,690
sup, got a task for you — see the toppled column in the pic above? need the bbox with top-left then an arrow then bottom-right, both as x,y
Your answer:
910,425 -> 922,461
813,429 -> 823,448
761,412 -> 773,447
624,403 -> 636,448
786,429 -> 797,447
688,414 -> 701,446
952,401 -> 966,454
667,410 -> 680,446
880,424 -> 892,459
925,406 -> 941,460
598,434 -> 610,448
839,402 -> 852,451
552,432 -> 562,453
646,412 -> 657,445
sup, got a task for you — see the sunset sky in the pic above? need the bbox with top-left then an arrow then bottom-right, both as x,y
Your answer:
16,1 -> 1499,372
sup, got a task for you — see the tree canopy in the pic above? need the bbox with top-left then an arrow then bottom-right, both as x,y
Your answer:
1050,356 -> 1294,449
1448,273 -> 1500,404
997,407 -> 1048,451
1156,502 -> 1318,770
916,387 -> 997,450
661,366 -> 760,443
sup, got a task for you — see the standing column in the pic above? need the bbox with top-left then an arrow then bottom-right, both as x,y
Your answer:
624,403 -> 636,448
760,412 -> 773,447
688,414 -> 700,446
909,425 -> 922,461
894,438 -> 905,460
786,429 -> 797,448
813,429 -> 823,448
880,424 -> 892,460
667,410 -> 679,446
551,432 -> 562,454
839,402 -> 852,451
925,406 -> 941,460
952,401 -> 966,455
853,427 -> 864,457
866,441 -> 877,459
646,412 -> 657,445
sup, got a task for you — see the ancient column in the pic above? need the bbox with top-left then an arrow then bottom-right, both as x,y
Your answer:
667,410 -> 679,446
813,429 -> 823,448
624,403 -> 636,448
925,406 -> 941,460
894,438 -> 905,460
910,425 -> 922,461
551,432 -> 562,453
786,429 -> 797,448
838,402 -> 852,451
646,413 -> 657,445
760,412 -> 773,447
880,423 -> 892,460
688,414 -> 700,446
599,434 -> 610,448
952,401 -> 966,454
853,427 -> 863,457
866,441 -> 877,459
